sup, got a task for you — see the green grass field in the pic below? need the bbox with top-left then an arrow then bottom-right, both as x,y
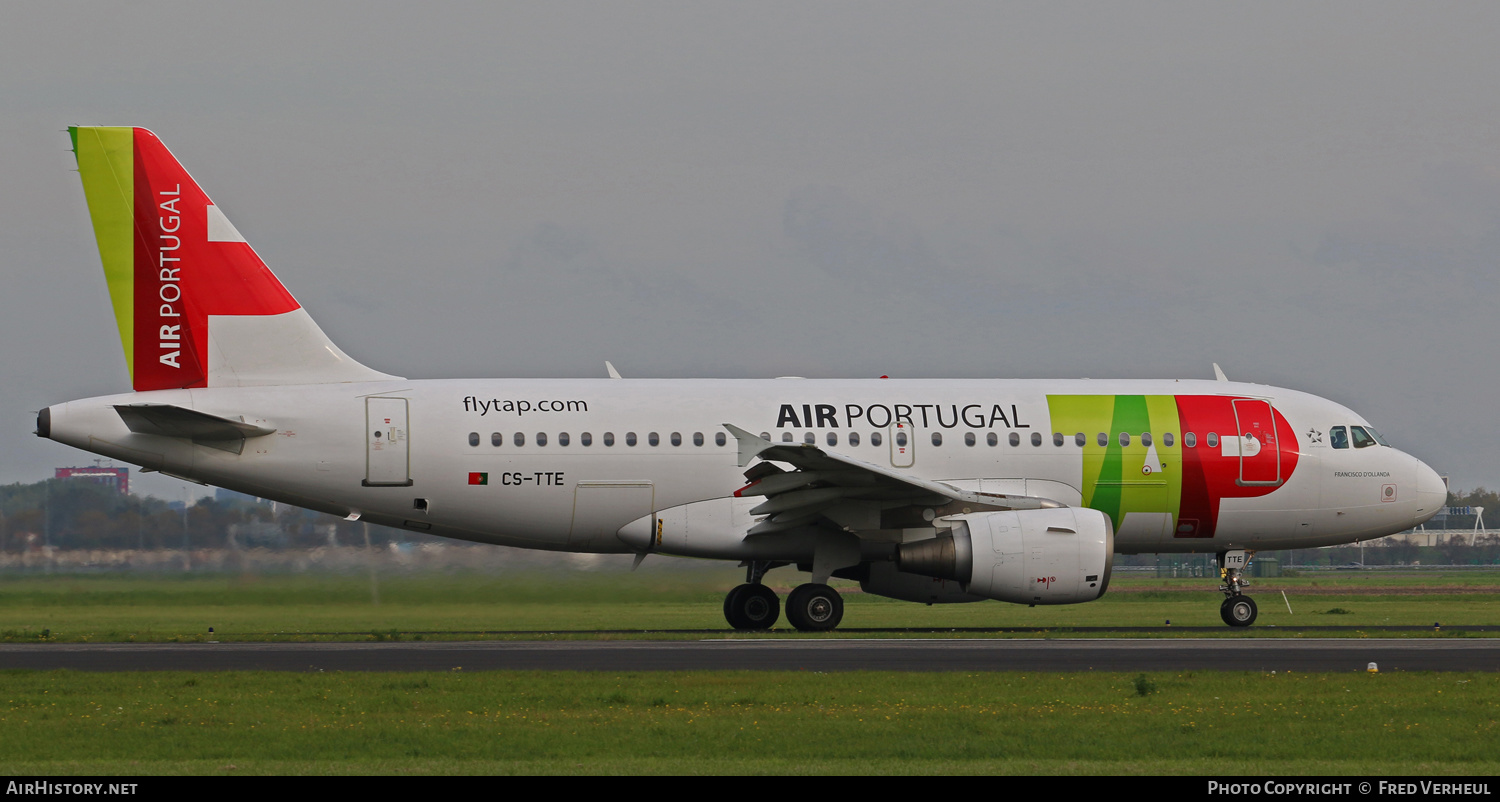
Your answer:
1,570 -> 1497,642
0,669 -> 1495,775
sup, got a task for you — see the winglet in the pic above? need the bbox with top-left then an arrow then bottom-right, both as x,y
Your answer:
723,423 -> 776,467
605,361 -> 623,379
1213,363 -> 1228,382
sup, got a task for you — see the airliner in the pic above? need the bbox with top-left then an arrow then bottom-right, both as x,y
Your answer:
38,127 -> 1446,631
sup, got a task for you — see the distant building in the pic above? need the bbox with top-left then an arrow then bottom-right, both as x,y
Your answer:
55,466 -> 129,495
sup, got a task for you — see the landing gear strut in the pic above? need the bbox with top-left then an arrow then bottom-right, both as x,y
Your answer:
723,561 -> 785,631
1217,549 -> 1257,628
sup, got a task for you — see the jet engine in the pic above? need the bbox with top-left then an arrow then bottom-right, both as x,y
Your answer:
895,507 -> 1114,605
858,560 -> 989,604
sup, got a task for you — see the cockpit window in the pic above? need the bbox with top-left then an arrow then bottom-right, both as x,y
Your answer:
1364,426 -> 1390,446
1350,425 -> 1378,449
1329,426 -> 1348,449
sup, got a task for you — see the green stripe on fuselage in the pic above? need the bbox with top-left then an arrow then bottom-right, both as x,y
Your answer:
1047,395 -> 1183,531
70,126 -> 135,379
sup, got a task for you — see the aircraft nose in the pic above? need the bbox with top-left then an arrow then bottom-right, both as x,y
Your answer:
1412,457 -> 1446,527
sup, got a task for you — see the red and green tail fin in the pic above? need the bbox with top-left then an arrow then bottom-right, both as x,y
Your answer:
69,127 -> 396,390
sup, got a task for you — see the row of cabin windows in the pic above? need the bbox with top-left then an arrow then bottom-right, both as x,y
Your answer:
769,430 -> 1219,448
689,429 -> 1227,448
468,431 -> 731,448
469,428 -> 1355,450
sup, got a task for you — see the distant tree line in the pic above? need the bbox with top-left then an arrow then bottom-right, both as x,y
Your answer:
1437,487 -> 1500,529
0,478 -> 422,552
5,476 -> 1497,564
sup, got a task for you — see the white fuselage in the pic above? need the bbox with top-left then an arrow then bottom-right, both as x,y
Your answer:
43,377 -> 1446,560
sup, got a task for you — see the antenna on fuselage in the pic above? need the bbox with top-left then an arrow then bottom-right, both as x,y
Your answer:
1213,363 -> 1229,382
606,361 -> 623,379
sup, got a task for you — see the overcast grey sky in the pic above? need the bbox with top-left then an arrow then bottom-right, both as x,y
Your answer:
4,2 -> 1499,499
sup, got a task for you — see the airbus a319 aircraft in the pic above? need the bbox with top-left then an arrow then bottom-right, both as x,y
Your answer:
40,127 -> 1446,631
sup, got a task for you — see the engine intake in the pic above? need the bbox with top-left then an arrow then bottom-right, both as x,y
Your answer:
895,507 -> 1114,605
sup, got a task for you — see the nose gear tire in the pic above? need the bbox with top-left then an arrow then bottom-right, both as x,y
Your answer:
1221,595 -> 1258,627
785,583 -> 844,632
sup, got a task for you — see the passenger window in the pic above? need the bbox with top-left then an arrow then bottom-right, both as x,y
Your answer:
558,432 -> 570,447
987,432 -> 998,446
896,431 -> 908,447
1097,433 -> 1108,447
1075,433 -> 1086,447
1030,432 -> 1042,447
1142,432 -> 1152,447
626,432 -> 637,446
693,432 -> 704,446
1206,432 -> 1219,448
514,432 -> 526,447
760,432 -> 770,441
649,432 -> 660,446
849,432 -> 860,447
804,432 -> 815,444
468,432 -> 480,447
491,432 -> 503,447
603,432 -> 614,447
1350,426 -> 1378,449
581,432 -> 593,446
871,432 -> 883,447
715,432 -> 727,446
827,432 -> 838,446
670,432 -> 682,446
1053,432 -> 1064,447
1184,432 -> 1195,448
536,432 -> 548,447
1119,432 -> 1130,447
931,432 -> 943,446
1009,432 -> 1020,446
1163,433 -> 1174,447
1329,426 -> 1348,449
964,432 -> 975,447
782,432 -> 794,443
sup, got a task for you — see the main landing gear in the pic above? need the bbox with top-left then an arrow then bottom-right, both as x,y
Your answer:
722,561 -> 845,632
1217,549 -> 1258,628
784,583 -> 844,632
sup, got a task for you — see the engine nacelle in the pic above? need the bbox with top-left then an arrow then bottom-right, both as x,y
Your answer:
895,507 -> 1114,605
859,560 -> 988,604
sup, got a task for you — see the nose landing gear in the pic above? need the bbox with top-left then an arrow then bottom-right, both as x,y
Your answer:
1218,549 -> 1258,628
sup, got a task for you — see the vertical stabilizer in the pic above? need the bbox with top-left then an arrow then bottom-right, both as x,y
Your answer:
70,127 -> 397,389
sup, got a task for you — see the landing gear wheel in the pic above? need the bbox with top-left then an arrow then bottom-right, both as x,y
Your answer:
1221,596 -> 1258,628
723,584 -> 780,631
785,583 -> 844,632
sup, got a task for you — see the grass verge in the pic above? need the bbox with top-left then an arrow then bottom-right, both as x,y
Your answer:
0,669 -> 1495,775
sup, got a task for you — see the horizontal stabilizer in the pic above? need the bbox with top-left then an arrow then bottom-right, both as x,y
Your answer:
114,404 -> 274,453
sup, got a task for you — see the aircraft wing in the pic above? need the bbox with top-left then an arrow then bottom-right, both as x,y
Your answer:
723,424 -> 1063,536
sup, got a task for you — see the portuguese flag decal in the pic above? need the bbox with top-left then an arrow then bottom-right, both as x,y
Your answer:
468,472 -> 488,485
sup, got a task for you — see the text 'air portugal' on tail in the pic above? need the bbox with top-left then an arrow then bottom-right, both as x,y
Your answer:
69,126 -> 398,390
